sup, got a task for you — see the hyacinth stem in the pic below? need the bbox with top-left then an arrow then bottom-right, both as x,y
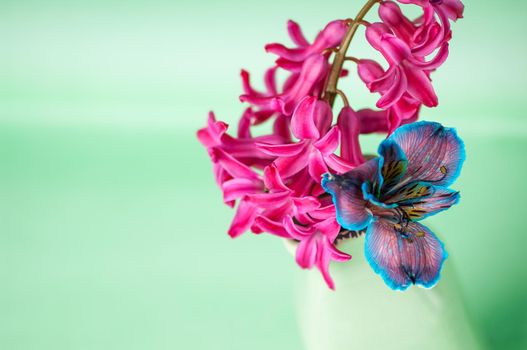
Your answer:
323,0 -> 380,107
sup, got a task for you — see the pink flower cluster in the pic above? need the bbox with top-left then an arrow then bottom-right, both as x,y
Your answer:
198,0 -> 463,289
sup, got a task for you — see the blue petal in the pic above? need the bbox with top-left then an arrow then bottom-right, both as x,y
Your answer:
388,121 -> 465,187
364,219 -> 448,291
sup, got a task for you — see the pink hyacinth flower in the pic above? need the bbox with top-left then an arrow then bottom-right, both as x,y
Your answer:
284,215 -> 351,289
266,19 -> 348,70
240,53 -> 329,116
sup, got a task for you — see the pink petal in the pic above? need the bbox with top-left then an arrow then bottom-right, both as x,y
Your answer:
296,234 -> 318,269
314,126 -> 340,155
409,42 -> 449,70
308,149 -> 329,181
287,20 -> 310,47
379,1 -> 415,43
376,67 -> 407,109
284,215 -> 315,240
337,106 -> 364,165
357,59 -> 385,85
263,164 -> 290,192
209,147 -> 260,180
291,96 -> 320,139
313,100 -> 333,138
256,140 -> 307,157
379,34 -> 411,64
309,20 -> 348,53
314,217 -> 341,240
326,154 -> 355,173
264,67 -> 278,95
278,54 -> 329,115
293,196 -> 320,214
228,199 -> 258,238
356,108 -> 389,134
310,204 -> 336,220
247,191 -> 291,207
315,239 -> 335,289
365,22 -> 391,51
237,108 -> 253,139
273,114 -> 292,141
222,178 -> 263,202
403,64 -> 438,107
197,112 -> 228,148
440,0 -> 464,21
252,216 -> 291,238
274,150 -> 310,178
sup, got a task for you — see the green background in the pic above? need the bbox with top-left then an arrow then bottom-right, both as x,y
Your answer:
1,0 -> 526,349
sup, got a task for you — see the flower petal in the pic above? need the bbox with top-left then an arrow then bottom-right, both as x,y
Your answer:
388,121 -> 465,187
308,149 -> 329,181
403,64 -> 437,107
291,96 -> 320,139
252,215 -> 291,238
364,220 -> 447,290
263,164 -> 290,192
228,199 -> 258,238
222,178 -> 263,202
209,147 -> 260,180
284,215 -> 316,240
256,140 -> 307,157
314,126 -> 340,155
337,106 -> 365,165
287,20 -> 310,47
321,160 -> 379,231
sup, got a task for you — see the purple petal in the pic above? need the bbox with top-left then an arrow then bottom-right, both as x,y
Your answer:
389,121 -> 465,186
364,220 -> 447,290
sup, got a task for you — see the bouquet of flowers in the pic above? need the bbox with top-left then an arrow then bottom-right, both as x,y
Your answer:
198,0 -> 465,290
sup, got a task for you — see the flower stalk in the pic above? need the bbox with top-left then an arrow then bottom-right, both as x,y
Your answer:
324,0 -> 381,107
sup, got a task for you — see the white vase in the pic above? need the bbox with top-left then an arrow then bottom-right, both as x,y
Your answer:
286,236 -> 485,350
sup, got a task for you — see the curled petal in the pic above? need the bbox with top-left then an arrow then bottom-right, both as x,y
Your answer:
209,147 -> 260,180
287,20 -> 310,47
291,96 -> 320,139
256,140 -> 307,157
357,59 -> 385,85
263,164 -> 290,192
337,106 -> 364,165
365,22 -> 391,51
222,178 -> 263,202
247,191 -> 291,207
293,196 -> 320,214
379,1 -> 415,43
310,204 -> 336,220
284,215 -> 316,240
377,67 -> 407,109
252,216 -> 291,238
325,154 -> 355,174
403,64 -> 437,107
314,126 -> 340,155
308,149 -> 329,181
228,199 -> 258,238
388,121 -> 465,186
296,234 -> 318,268
379,34 -> 411,64
274,150 -> 310,178
197,112 -> 228,148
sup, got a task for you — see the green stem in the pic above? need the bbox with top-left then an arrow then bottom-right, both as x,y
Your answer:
323,0 -> 380,107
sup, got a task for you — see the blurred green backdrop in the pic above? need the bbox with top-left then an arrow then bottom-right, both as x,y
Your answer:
1,0 -> 526,349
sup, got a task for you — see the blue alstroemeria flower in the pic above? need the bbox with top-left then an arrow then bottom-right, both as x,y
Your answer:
322,121 -> 465,291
